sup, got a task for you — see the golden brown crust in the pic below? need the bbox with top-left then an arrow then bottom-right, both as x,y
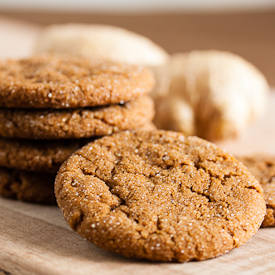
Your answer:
0,167 -> 56,205
0,96 -> 155,139
55,130 -> 265,262
0,55 -> 155,109
238,155 -> 275,227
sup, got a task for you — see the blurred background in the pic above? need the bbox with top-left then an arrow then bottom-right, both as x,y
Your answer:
0,0 -> 274,84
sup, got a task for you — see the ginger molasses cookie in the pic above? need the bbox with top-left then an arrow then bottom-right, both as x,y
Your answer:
238,155 -> 275,227
0,122 -> 155,173
55,130 -> 265,262
0,96 -> 154,139
0,138 -> 93,173
0,55 -> 154,109
0,167 -> 56,204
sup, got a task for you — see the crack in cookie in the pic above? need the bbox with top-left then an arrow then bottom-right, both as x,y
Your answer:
55,130 -> 266,262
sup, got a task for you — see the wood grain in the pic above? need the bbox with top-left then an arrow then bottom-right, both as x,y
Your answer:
1,197 -> 275,275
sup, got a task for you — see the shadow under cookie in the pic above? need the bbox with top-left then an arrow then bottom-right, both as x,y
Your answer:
0,166 -> 56,205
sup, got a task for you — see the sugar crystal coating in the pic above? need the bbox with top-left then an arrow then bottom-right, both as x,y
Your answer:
0,55 -> 155,109
55,130 -> 266,262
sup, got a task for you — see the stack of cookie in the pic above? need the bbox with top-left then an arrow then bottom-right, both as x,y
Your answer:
0,54 -> 155,204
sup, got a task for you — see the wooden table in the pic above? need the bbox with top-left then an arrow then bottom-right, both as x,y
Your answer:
1,197 -> 275,275
0,16 -> 275,275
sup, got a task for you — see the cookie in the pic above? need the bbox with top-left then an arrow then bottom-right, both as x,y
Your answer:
0,138 -> 93,173
0,95 -> 154,139
0,54 -> 155,109
0,123 -> 156,173
55,130 -> 265,262
0,167 -> 56,204
238,155 -> 275,227
34,24 -> 169,67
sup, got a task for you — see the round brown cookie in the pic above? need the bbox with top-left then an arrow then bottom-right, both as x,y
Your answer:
238,155 -> 275,227
0,138 -> 94,173
0,123 -> 155,173
0,95 -> 154,139
0,167 -> 56,204
0,54 -> 154,109
55,130 -> 265,262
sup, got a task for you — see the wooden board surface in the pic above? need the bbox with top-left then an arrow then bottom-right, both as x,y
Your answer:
0,16 -> 275,275
1,197 -> 275,275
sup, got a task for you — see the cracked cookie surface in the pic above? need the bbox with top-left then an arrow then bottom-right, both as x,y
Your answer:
55,130 -> 265,262
238,155 -> 275,227
0,96 -> 154,139
0,55 -> 154,109
0,167 -> 56,204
